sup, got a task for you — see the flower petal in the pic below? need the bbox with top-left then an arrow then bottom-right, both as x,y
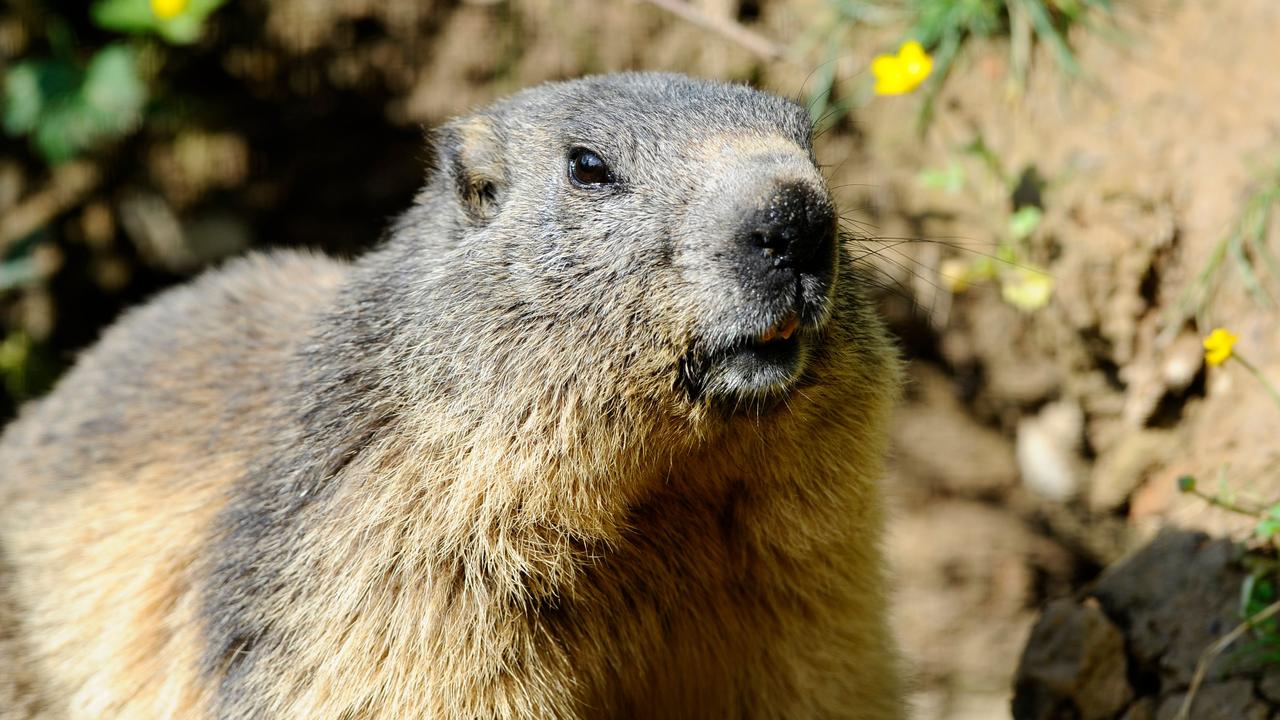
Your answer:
1202,328 -> 1239,367
150,0 -> 188,19
899,41 -> 928,63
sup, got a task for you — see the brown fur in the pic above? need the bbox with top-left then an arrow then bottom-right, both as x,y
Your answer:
0,74 -> 904,718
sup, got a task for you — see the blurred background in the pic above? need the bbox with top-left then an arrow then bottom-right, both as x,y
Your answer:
3,1 -> 1280,717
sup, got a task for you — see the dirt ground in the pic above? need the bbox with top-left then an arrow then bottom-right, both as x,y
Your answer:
2,0 -> 1279,717
847,2 -> 1280,715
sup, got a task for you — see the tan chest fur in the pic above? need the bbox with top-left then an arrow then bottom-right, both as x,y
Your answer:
184,359 -> 899,720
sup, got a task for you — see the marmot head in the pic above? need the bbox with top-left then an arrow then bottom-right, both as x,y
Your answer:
388,73 -> 860,437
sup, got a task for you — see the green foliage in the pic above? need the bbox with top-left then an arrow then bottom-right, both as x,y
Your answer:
913,0 -> 1109,127
1234,571 -> 1280,668
1008,205 -> 1043,242
3,45 -> 147,163
1179,416 -> 1280,671
92,0 -> 230,45
916,137 -> 1054,311
806,0 -> 1110,132
1165,161 -> 1280,342
3,0 -> 229,163
910,0 -> 1005,37
0,0 -> 231,417
1258,506 -> 1280,543
0,332 -> 59,403
908,0 -> 1109,78
917,160 -> 965,193
801,1 -> 898,131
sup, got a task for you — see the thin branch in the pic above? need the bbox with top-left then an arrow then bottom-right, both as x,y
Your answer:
1187,487 -> 1268,519
1175,598 -> 1280,720
0,162 -> 101,252
1235,354 -> 1280,410
636,0 -> 796,64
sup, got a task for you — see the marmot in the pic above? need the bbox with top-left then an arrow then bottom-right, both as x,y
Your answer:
0,73 -> 904,719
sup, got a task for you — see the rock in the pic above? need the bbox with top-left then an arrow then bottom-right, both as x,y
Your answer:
1088,429 -> 1175,513
1161,332 -> 1205,392
1012,597 -> 1133,720
1155,680 -> 1270,720
1259,672 -> 1280,705
1090,532 -> 1243,686
1014,530 -> 1273,720
1119,697 -> 1156,720
1017,401 -> 1085,502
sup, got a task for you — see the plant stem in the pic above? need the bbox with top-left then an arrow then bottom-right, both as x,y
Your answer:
1189,488 -> 1266,519
0,162 -> 100,252
1234,354 -> 1280,410
638,0 -> 795,63
1176,598 -> 1280,720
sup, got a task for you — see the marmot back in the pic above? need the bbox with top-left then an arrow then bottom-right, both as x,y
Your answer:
0,73 -> 904,719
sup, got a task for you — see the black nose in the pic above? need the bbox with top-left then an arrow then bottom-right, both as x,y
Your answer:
740,182 -> 836,271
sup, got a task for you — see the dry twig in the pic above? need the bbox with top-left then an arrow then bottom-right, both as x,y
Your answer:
0,162 -> 101,253
1175,598 -> 1280,720
636,0 -> 796,64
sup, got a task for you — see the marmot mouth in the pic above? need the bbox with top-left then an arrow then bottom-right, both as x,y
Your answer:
754,313 -> 800,344
679,312 -> 810,403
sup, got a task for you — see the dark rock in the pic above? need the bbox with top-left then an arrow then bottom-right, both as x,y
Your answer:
1090,531 -> 1244,687
1258,671 -> 1280,705
1013,598 -> 1133,719
1155,680 -> 1269,720
1015,529 -> 1279,720
1119,697 -> 1155,720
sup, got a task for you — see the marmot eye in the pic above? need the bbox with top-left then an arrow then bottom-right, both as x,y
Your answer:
568,147 -> 613,187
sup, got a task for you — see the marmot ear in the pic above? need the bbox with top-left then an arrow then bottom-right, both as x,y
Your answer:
434,117 -> 506,224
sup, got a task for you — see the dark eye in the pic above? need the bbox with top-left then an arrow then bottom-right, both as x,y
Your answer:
568,147 -> 613,187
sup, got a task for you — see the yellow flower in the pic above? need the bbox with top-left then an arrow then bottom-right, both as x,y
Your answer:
872,40 -> 934,96
1203,328 -> 1238,367
150,0 -> 188,20
1001,267 -> 1054,312
939,258 -> 972,293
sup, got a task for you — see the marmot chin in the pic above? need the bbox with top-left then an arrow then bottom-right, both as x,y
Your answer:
0,72 -> 904,719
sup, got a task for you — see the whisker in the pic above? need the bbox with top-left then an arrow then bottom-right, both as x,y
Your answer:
836,217 -> 880,234
858,246 -> 949,296
846,242 -> 923,300
828,182 -> 882,191
848,234 -> 1046,273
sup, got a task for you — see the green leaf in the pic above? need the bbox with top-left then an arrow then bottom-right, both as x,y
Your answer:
82,44 -> 146,133
0,256 -> 42,291
4,45 -> 147,163
1009,206 -> 1044,241
918,161 -> 965,193
3,63 -> 44,134
1020,0 -> 1083,75
92,0 -> 230,45
4,58 -> 79,138
155,14 -> 204,44
92,0 -> 161,33
1257,517 -> 1280,541
32,104 -> 95,163
1257,505 -> 1280,540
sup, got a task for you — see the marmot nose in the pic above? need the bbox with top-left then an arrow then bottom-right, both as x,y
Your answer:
740,182 -> 836,272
